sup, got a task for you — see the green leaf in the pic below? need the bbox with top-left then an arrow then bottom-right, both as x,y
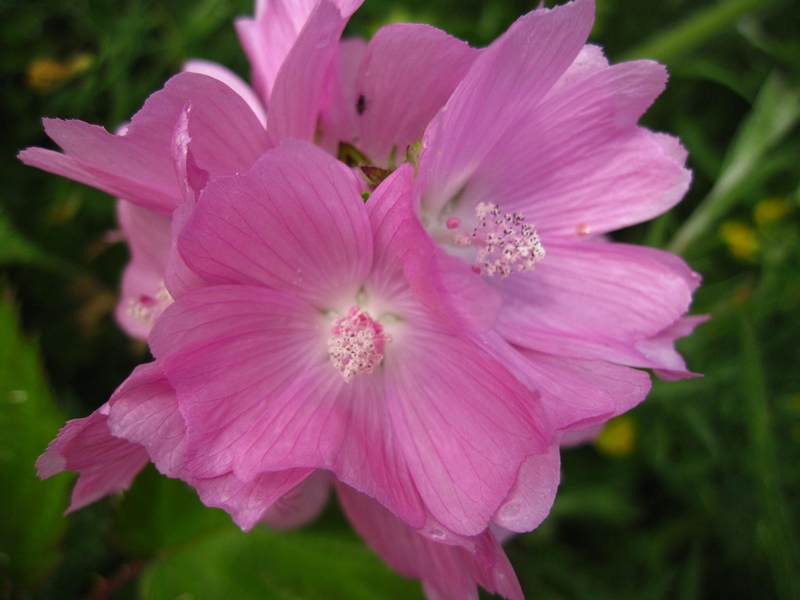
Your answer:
0,289 -> 72,590
0,208 -> 61,269
139,524 -> 425,600
669,72 -> 800,254
113,464 -> 232,558
623,0 -> 775,64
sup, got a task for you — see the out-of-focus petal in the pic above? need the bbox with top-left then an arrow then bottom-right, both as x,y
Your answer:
353,24 -> 478,166
115,202 -> 172,340
260,470 -> 332,530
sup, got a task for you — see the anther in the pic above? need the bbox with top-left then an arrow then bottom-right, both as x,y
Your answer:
327,306 -> 391,382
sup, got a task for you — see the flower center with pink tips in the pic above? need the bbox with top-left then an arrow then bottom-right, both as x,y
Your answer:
327,306 -> 392,382
127,281 -> 173,328
452,202 -> 545,278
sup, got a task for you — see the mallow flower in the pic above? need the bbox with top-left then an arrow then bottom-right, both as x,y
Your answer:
24,1 -> 703,595
37,139 -> 549,599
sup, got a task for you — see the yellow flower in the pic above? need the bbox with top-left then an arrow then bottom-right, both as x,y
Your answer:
27,54 -> 92,92
596,415 -> 636,457
719,221 -> 758,262
753,197 -> 791,228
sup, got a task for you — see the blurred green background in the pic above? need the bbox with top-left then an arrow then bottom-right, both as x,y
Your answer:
1,0 -> 799,598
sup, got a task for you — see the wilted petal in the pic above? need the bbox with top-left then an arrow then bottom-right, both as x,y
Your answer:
36,405 -> 149,512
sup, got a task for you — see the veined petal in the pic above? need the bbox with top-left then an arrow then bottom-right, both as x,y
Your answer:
420,0 -> 595,211
367,165 -> 501,332
457,60 -> 689,238
267,1 -> 348,142
36,405 -> 149,512
354,23 -> 478,166
178,140 -> 372,304
491,444 -> 560,533
338,484 -> 523,600
106,362 -> 186,479
149,285 -> 325,477
495,241 -> 701,369
236,0 -> 362,105
233,366 -> 427,530
260,470 -> 332,530
192,468 -> 315,531
183,59 -> 267,127
386,317 -> 550,535
19,72 -> 269,213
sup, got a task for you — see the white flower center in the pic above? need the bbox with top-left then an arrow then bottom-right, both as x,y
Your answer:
327,306 -> 391,382
126,281 -> 173,327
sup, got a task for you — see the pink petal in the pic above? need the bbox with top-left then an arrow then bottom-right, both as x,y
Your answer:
106,362 -> 186,479
36,405 -> 149,512
149,287 -> 322,467
647,314 -> 709,380
19,73 -> 269,213
491,444 -> 560,533
260,470 -> 332,529
19,124 -> 178,214
338,484 -> 523,600
318,37 -> 368,155
192,468 -> 315,531
495,241 -> 701,369
267,1 -> 349,142
183,59 -> 267,127
456,61 -> 690,238
236,0 -> 361,106
177,140 -> 372,304
367,164 -> 502,333
485,334 -> 652,431
152,282 -> 429,528
114,201 -> 172,339
232,365 -> 428,530
420,0 -> 595,210
353,24 -> 478,166
386,316 -> 551,535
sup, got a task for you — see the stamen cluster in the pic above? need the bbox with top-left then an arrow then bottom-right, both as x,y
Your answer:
457,202 -> 545,278
327,306 -> 391,382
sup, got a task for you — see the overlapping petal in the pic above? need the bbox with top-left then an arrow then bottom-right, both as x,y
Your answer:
494,241 -> 700,369
177,141 -> 372,304
19,73 -> 269,213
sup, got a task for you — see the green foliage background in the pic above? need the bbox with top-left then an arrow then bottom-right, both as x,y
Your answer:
1,0 -> 798,598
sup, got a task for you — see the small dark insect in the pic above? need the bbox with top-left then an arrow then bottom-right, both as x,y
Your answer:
356,94 -> 367,115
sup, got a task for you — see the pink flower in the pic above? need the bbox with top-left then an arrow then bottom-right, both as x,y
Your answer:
38,362 -> 523,600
